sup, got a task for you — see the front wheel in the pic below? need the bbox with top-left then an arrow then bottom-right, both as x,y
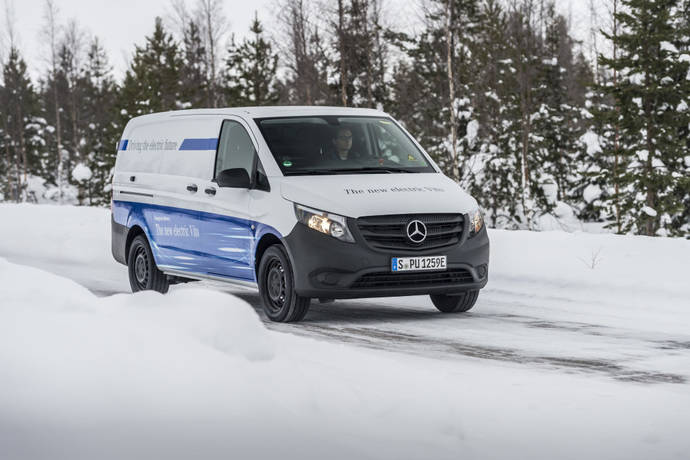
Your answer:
127,234 -> 169,294
430,290 -> 479,313
258,245 -> 310,322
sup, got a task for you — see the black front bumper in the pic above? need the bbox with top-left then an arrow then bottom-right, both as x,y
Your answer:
282,218 -> 490,299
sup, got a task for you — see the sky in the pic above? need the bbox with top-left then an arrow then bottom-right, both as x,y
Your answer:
2,0 -> 276,79
1,0 -> 604,82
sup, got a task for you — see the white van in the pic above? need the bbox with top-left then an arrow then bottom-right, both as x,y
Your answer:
111,107 -> 489,322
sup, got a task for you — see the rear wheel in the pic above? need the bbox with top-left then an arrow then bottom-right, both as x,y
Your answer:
430,290 -> 479,313
127,234 -> 169,294
258,245 -> 310,322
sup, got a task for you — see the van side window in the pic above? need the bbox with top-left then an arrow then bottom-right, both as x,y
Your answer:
215,120 -> 257,179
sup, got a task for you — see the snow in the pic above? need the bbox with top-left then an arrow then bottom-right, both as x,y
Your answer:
536,201 -> 580,232
641,205 -> 658,217
660,41 -> 678,53
1,204 -> 690,459
71,163 -> 93,182
540,181 -> 558,204
583,184 -> 602,203
580,130 -> 601,155
465,119 -> 479,147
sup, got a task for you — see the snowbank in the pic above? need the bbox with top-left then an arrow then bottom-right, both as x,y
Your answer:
2,204 -> 690,459
2,256 -> 690,460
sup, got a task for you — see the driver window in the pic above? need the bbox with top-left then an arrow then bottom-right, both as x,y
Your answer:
215,120 -> 256,179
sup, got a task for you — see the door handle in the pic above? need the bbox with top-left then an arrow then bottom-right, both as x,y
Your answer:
186,184 -> 198,193
205,187 -> 217,196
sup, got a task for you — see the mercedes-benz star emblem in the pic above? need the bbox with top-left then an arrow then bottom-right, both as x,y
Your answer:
406,220 -> 427,243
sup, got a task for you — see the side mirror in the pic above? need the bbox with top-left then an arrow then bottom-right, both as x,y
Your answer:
216,168 -> 251,188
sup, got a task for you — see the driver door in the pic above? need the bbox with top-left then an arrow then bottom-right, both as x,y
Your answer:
196,119 -> 257,281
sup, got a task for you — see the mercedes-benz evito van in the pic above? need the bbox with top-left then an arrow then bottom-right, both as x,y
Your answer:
111,107 -> 489,322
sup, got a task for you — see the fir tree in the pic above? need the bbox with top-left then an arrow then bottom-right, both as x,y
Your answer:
531,7 -> 592,211
79,38 -> 119,206
224,13 -> 279,106
119,17 -> 184,121
599,0 -> 690,236
0,48 -> 43,202
463,0 -> 524,227
180,20 -> 208,109
389,0 -> 480,180
0,47 -> 43,201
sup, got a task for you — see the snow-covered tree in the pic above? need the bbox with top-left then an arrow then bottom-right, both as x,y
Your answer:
224,14 -> 280,106
119,17 -> 184,119
599,0 -> 690,236
0,48 -> 44,202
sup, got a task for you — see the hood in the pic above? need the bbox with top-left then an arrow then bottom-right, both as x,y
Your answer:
279,173 -> 477,218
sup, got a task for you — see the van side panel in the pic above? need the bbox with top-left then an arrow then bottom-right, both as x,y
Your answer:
112,113 -> 291,285
112,199 -> 284,283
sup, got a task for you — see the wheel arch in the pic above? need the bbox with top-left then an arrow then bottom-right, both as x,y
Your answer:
254,233 -> 283,280
125,225 -> 146,262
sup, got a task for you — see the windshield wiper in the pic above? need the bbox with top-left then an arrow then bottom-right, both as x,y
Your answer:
337,167 -> 417,174
284,167 -> 417,176
283,169 -> 341,176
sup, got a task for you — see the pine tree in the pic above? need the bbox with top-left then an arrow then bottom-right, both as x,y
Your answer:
224,13 -> 279,106
179,20 -> 208,108
462,0 -> 524,227
79,38 -> 119,206
0,48 -> 43,202
119,17 -> 184,121
0,79 -> 6,201
531,6 -> 593,212
599,0 -> 690,236
388,0 -> 480,181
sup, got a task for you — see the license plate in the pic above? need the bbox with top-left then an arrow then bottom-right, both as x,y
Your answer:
391,256 -> 447,272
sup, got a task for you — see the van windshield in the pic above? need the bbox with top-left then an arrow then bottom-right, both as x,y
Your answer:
254,116 -> 436,175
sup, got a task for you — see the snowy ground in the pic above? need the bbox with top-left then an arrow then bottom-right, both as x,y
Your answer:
1,203 -> 689,460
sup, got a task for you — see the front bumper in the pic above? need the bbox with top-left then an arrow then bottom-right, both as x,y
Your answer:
282,218 -> 490,299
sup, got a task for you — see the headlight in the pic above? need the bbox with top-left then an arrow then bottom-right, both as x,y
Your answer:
469,207 -> 484,237
294,204 -> 355,243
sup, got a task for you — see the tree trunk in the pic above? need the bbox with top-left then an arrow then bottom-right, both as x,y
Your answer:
338,0 -> 348,107
205,5 -> 217,107
362,0 -> 374,107
446,0 -> 459,181
612,0 -> 621,233
54,83 -> 63,203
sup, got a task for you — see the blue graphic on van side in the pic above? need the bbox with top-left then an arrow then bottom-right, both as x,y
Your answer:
113,200 -> 282,283
179,138 -> 218,151
117,138 -> 218,151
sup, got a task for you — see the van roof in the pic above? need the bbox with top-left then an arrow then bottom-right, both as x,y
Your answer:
129,106 -> 388,122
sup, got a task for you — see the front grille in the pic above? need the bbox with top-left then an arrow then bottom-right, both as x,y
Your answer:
351,268 -> 474,289
356,214 -> 464,251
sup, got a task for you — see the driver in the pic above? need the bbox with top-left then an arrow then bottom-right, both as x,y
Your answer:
330,127 -> 357,161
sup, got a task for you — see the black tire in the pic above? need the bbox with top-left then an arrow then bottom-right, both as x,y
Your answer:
258,245 -> 310,322
430,290 -> 479,313
127,234 -> 169,294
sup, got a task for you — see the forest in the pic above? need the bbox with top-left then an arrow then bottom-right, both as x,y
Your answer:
1,0 -> 688,237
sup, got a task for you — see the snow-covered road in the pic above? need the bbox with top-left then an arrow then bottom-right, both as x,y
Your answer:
2,203 -> 689,386
2,204 -> 690,460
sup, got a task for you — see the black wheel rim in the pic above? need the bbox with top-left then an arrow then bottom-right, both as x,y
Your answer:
133,245 -> 149,289
265,258 -> 286,313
